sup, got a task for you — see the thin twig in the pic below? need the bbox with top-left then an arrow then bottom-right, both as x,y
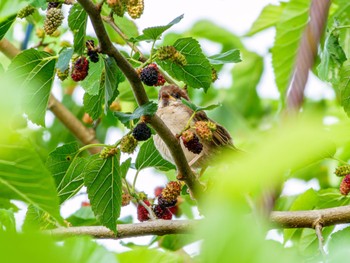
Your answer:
314,222 -> 327,257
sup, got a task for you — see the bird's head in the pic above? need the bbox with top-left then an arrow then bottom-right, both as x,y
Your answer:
158,85 -> 190,108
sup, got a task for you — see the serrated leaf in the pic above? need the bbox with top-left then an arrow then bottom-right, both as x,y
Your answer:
246,4 -> 285,36
84,154 -> 122,233
103,56 -> 124,113
133,14 -> 183,42
114,101 -> 158,126
0,143 -> 62,224
68,4 -> 87,54
208,49 -> 241,65
46,142 -> 86,203
120,158 -> 131,178
83,80 -> 104,120
156,37 -> 212,90
336,60 -> 350,116
271,0 -> 311,96
0,209 -> 15,232
135,138 -> 175,171
0,14 -> 16,40
181,98 -> 221,112
80,57 -> 104,95
56,47 -> 74,72
7,49 -> 56,126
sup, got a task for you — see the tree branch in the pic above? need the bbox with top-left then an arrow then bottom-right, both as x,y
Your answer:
77,0 -> 202,199
270,205 -> 350,228
0,38 -> 100,154
48,220 -> 197,239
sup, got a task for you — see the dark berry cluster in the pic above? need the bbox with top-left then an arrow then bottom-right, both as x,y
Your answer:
181,130 -> 203,154
153,204 -> 172,220
71,57 -> 89,82
86,40 -> 99,63
139,64 -> 165,86
47,2 -> 60,10
132,122 -> 151,141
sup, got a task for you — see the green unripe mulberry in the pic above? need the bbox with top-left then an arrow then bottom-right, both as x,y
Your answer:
44,7 -> 64,35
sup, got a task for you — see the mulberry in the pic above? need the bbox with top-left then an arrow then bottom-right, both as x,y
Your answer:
195,121 -> 213,141
137,200 -> 151,222
153,204 -> 172,220
140,64 -> 159,86
126,0 -> 144,19
181,130 -> 203,154
120,134 -> 138,154
132,122 -> 151,141
71,57 -> 89,82
44,7 -> 64,35
335,165 -> 350,177
17,5 -> 35,19
340,174 -> 350,195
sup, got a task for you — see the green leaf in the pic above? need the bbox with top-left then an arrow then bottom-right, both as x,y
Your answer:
157,37 -> 212,91
0,143 -> 62,224
63,236 -> 118,263
117,247 -> 185,263
271,0 -> 311,96
114,101 -> 158,126
328,227 -> 350,253
207,49 -> 241,65
318,30 -> 347,82
68,4 -> 88,55
80,57 -> 104,95
246,4 -> 285,36
0,1 -> 27,19
336,60 -> 350,116
0,14 -> 16,40
56,48 -> 74,72
66,206 -> 98,227
0,209 -> 16,232
120,157 -> 131,178
135,138 -> 175,171
46,142 -> 86,203
134,14 -> 183,42
7,49 -> 56,126
181,98 -> 221,112
103,56 -> 124,113
22,204 -> 57,231
84,154 -> 122,233
83,80 -> 104,120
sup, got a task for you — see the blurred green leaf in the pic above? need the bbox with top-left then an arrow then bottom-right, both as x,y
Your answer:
133,14 -> 183,42
271,0 -> 311,96
120,157 -> 131,178
22,204 -> 57,231
135,138 -> 175,171
158,234 -> 198,251
0,142 -> 62,224
114,101 -> 158,126
84,154 -> 122,233
68,4 -> 87,55
117,247 -> 186,263
0,1 -> 26,19
0,14 -> 16,40
80,57 -> 104,95
208,49 -> 241,65
336,60 -> 350,116
157,37 -> 212,91
66,206 -> 98,227
0,209 -> 15,232
7,49 -> 56,126
246,4 -> 285,36
56,47 -> 74,72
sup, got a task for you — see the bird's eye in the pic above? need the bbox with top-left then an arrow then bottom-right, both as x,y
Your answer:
172,93 -> 180,99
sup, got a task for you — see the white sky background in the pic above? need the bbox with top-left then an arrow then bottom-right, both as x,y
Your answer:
16,0 -> 332,255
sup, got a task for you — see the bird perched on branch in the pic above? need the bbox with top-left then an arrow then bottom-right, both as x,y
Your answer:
154,84 -> 237,169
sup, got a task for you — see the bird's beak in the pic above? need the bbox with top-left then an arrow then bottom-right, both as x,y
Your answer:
159,92 -> 176,101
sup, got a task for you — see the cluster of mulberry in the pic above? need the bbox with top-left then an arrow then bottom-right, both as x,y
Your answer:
44,4 -> 64,35
157,46 -> 187,66
71,56 -> 89,82
139,63 -> 165,86
17,5 -> 35,19
86,40 -> 99,63
107,0 -> 144,19
119,122 -> 152,154
181,130 -> 203,154
335,165 -> 350,195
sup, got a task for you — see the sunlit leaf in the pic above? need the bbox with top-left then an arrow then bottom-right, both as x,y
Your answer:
336,60 -> 350,116
22,204 -> 57,231
157,37 -> 212,90
246,4 -> 285,36
56,47 -> 74,72
0,14 -> 16,40
0,143 -> 62,224
7,49 -> 56,126
271,0 -> 311,96
83,81 -> 104,120
114,101 -> 158,126
207,49 -> 241,65
0,209 -> 15,232
80,57 -> 104,95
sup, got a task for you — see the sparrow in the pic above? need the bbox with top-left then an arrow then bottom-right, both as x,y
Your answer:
153,84 -> 236,169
